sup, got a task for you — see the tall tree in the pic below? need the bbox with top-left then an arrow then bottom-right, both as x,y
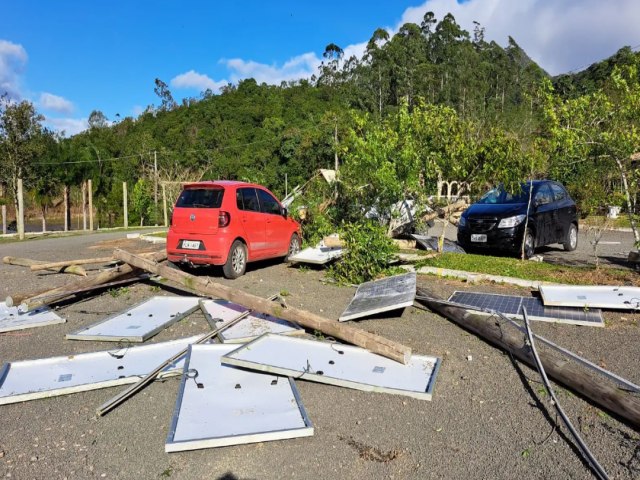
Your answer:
154,78 -> 177,111
0,96 -> 46,219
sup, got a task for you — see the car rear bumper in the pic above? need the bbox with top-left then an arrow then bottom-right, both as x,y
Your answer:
166,230 -> 232,265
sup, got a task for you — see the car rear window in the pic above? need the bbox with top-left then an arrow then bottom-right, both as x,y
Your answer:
175,188 -> 224,208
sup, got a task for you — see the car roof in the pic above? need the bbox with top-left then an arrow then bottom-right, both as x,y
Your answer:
182,180 -> 264,189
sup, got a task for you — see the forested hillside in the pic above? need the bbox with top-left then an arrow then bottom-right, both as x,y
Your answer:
1,12 -> 639,234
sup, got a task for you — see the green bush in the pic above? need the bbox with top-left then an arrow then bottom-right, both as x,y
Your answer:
329,220 -> 398,284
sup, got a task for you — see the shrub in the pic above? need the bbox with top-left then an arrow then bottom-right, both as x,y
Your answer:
329,220 -> 398,284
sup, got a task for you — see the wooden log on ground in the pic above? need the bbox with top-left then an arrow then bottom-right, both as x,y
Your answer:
30,256 -> 116,271
113,248 -> 411,364
3,256 -> 86,276
6,250 -> 167,311
415,287 -> 640,428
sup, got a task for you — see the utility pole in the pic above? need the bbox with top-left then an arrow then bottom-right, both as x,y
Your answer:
123,182 -> 128,229
1,183 -> 6,235
154,150 -> 158,226
88,179 -> 93,231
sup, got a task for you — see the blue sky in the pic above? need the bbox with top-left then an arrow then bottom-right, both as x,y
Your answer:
2,0 -> 640,136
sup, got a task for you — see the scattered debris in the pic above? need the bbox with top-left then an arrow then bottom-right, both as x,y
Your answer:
448,291 -> 604,327
411,234 -> 466,254
113,248 -> 412,364
65,296 -> 201,342
221,333 -> 441,400
3,255 -> 86,276
339,272 -> 416,322
165,344 -> 313,452
0,336 -> 200,405
286,239 -> 344,266
415,287 -> 640,428
0,302 -> 66,333
539,285 -> 640,310
199,299 -> 304,343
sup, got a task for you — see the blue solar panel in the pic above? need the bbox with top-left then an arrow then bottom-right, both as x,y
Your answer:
448,291 -> 604,327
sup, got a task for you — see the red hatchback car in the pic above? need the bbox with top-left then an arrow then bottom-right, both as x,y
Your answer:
167,181 -> 301,278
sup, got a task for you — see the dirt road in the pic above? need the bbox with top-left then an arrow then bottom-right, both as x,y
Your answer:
1,231 -> 639,479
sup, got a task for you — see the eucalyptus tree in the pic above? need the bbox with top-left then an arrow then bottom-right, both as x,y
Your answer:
0,96 -> 46,219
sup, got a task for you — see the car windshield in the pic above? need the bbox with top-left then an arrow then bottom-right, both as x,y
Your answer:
176,188 -> 224,208
476,185 -> 530,205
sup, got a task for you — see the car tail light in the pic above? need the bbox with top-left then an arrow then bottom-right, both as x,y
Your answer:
218,211 -> 230,228
169,212 -> 173,226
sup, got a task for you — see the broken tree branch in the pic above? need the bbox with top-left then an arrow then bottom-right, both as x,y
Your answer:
7,250 -> 167,311
415,287 -> 640,428
29,256 -> 116,271
113,248 -> 411,364
3,256 -> 87,276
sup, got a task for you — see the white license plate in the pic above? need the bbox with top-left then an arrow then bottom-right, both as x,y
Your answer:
471,234 -> 487,243
181,240 -> 201,250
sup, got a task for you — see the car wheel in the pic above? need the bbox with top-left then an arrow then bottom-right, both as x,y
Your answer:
285,233 -> 301,260
222,240 -> 247,279
563,223 -> 578,251
522,230 -> 535,259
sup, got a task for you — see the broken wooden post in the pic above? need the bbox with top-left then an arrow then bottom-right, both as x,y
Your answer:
422,199 -> 467,223
415,287 -> 640,428
162,183 -> 168,227
17,178 -> 24,240
82,180 -> 87,231
30,256 -> 116,271
88,179 -> 93,231
123,182 -> 128,229
113,249 -> 411,364
7,250 -> 167,311
3,256 -> 86,276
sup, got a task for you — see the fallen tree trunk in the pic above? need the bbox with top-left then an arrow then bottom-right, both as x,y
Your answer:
422,199 -> 467,223
415,287 -> 640,428
113,248 -> 411,364
3,256 -> 86,276
29,256 -> 115,271
7,250 -> 167,311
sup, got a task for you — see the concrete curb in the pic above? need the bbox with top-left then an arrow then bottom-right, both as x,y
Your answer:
401,265 -> 564,289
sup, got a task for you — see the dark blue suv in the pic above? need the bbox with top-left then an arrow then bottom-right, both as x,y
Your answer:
457,180 -> 578,258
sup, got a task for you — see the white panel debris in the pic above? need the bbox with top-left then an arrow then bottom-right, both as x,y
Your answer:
287,243 -> 344,265
65,296 -> 201,342
0,336 -> 201,405
222,334 -> 441,400
165,344 -> 313,452
199,299 -> 304,343
0,302 -> 65,333
539,285 -> 640,310
339,272 -> 416,322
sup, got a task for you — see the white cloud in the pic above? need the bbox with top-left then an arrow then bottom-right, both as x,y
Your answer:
44,116 -> 88,137
39,92 -> 74,114
170,69 -> 228,92
0,39 -> 28,99
223,52 -> 321,84
397,0 -> 640,75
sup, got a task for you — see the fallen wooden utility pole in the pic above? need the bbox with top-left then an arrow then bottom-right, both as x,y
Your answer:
7,250 -> 167,311
97,296 -> 278,417
113,248 -> 411,364
29,256 -> 116,271
415,287 -> 640,428
3,256 -> 87,276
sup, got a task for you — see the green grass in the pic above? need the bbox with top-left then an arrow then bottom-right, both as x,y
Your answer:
144,230 -> 168,238
417,252 -> 637,285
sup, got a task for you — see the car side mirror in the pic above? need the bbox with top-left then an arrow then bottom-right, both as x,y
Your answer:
281,206 -> 288,218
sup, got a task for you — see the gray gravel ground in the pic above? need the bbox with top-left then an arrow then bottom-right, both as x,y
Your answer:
1,230 -> 639,480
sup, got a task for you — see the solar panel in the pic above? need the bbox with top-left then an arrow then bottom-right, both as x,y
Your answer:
0,302 -> 65,333
448,291 -> 604,327
539,285 -> 640,310
339,272 -> 416,322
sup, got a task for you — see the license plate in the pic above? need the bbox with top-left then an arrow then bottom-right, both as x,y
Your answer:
181,240 -> 201,250
471,234 -> 487,243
